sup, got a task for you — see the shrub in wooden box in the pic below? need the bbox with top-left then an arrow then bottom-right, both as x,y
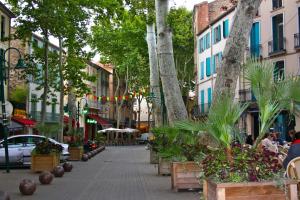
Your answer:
158,157 -> 171,175
68,147 -> 83,161
31,154 -> 60,172
171,161 -> 202,191
203,179 -> 298,200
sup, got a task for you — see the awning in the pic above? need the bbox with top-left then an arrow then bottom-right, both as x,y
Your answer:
88,114 -> 112,128
0,119 -> 24,131
12,117 -> 36,127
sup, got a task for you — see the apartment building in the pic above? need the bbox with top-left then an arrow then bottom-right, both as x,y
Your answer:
194,0 -> 300,139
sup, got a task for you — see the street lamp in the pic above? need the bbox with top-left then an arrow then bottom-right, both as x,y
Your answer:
76,98 -> 89,128
0,47 -> 26,173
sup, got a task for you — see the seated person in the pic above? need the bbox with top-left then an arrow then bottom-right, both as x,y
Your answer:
283,131 -> 300,169
261,132 -> 278,153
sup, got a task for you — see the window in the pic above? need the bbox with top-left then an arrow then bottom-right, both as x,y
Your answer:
272,0 -> 283,10
274,60 -> 285,81
213,25 -> 221,44
206,57 -> 211,77
199,38 -> 204,53
200,61 -> 205,80
223,19 -> 229,38
272,14 -> 284,52
1,16 -> 5,40
207,88 -> 212,107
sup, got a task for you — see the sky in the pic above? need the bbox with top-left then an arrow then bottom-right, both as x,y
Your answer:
171,0 -> 213,10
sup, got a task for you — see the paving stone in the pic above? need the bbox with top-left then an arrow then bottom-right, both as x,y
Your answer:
0,146 -> 199,200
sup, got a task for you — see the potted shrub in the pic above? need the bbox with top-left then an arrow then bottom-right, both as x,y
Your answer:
152,126 -> 207,191
31,139 -> 63,172
178,59 -> 300,199
68,130 -> 84,161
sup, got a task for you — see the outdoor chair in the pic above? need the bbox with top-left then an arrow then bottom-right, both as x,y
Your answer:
287,157 -> 300,180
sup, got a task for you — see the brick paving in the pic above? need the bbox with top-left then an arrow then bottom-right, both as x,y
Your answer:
0,146 -> 200,200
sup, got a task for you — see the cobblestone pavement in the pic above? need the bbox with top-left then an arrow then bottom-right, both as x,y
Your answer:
0,146 -> 200,200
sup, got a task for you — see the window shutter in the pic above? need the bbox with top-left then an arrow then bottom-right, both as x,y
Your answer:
200,61 -> 204,80
198,38 -> 201,53
207,33 -> 211,48
218,25 -> 221,41
212,28 -> 215,44
201,90 -> 205,112
212,56 -> 216,74
203,36 -> 207,50
206,57 -> 211,77
223,19 -> 229,38
208,88 -> 212,107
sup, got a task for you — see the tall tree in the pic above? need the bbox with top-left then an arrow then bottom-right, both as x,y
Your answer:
213,0 -> 262,97
155,0 -> 188,124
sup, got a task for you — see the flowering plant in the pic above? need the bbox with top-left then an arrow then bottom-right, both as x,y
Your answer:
202,144 -> 283,183
33,139 -> 63,155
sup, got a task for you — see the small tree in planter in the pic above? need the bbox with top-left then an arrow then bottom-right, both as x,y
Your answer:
67,130 -> 84,161
31,140 -> 63,172
178,59 -> 300,199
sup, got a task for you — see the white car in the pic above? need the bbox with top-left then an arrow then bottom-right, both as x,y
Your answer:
0,135 -> 70,166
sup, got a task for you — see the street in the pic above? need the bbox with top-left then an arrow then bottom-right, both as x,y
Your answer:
0,146 -> 199,200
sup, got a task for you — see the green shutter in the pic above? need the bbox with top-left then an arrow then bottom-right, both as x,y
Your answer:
206,57 -> 211,77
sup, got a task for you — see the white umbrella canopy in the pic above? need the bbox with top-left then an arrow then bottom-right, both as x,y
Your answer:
98,127 -> 122,133
120,128 -> 140,133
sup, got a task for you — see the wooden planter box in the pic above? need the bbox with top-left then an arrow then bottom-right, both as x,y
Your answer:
158,158 -> 171,175
31,154 -> 60,172
68,147 -> 83,161
203,179 -> 298,200
150,148 -> 158,164
171,161 -> 202,192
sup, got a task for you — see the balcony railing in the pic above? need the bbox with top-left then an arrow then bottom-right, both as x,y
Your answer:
268,37 -> 286,56
239,89 -> 256,103
30,111 -> 60,123
191,103 -> 211,118
294,33 -> 300,49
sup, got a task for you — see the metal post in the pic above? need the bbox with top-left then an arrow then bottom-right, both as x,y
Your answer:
77,101 -> 80,128
0,48 -> 10,173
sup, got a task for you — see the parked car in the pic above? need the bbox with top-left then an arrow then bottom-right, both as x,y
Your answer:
0,135 -> 70,166
136,133 -> 153,144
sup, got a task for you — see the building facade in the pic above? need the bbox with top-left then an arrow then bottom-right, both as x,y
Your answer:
194,0 -> 300,139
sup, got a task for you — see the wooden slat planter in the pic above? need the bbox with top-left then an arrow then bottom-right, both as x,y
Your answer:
150,148 -> 158,164
158,158 -> 171,175
31,154 -> 60,172
203,179 -> 299,200
171,161 -> 202,192
68,147 -> 83,161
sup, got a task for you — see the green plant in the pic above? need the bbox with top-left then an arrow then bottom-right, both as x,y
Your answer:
95,133 -> 106,146
151,126 -> 208,162
32,139 -> 63,155
9,85 -> 28,103
67,129 -> 83,147
35,123 -> 61,138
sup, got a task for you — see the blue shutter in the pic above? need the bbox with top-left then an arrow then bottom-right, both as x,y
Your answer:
223,19 -> 229,38
212,56 -> 216,74
206,33 -> 211,48
200,61 -> 204,80
201,90 -> 205,112
203,36 -> 207,50
208,88 -> 212,107
206,57 -> 211,77
212,28 -> 215,44
198,38 -> 201,53
218,25 -> 221,41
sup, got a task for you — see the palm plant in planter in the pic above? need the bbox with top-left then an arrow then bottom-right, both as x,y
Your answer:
177,59 -> 300,199
31,140 -> 63,172
67,130 -> 84,161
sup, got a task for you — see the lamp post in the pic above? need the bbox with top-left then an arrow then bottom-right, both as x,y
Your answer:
76,98 -> 89,128
0,47 -> 26,173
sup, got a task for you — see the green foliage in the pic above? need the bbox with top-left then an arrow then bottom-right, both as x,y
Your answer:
32,139 -> 63,155
95,133 -> 106,146
35,123 -> 60,138
9,85 -> 28,103
67,129 -> 84,147
168,7 -> 194,94
202,145 -> 284,183
244,59 -> 300,148
151,126 -> 207,162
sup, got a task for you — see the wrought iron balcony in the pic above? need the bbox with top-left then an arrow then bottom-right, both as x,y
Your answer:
268,37 -> 286,56
30,111 -> 59,122
238,89 -> 256,103
294,33 -> 300,50
191,103 -> 211,118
